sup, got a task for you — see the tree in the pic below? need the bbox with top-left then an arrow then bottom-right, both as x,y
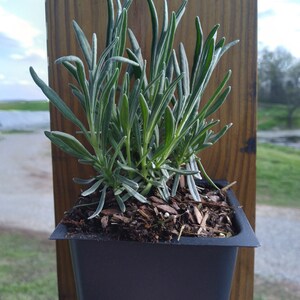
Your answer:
258,47 -> 294,104
258,47 -> 300,128
285,61 -> 300,128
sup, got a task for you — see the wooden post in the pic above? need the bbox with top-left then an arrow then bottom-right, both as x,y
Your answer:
45,1 -> 257,299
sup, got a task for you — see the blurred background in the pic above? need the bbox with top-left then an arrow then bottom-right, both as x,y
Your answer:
0,0 -> 299,299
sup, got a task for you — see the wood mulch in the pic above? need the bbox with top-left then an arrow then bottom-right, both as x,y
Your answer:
62,183 -> 236,243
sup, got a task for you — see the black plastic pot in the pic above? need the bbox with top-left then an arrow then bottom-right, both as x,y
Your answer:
50,183 -> 259,300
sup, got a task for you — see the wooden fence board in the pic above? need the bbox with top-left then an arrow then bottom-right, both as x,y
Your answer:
45,1 -> 257,299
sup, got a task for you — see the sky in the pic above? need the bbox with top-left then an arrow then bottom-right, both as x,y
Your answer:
0,0 -> 46,100
0,0 -> 300,101
258,0 -> 300,55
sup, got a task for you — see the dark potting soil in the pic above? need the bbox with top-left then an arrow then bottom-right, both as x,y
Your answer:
62,183 -> 236,243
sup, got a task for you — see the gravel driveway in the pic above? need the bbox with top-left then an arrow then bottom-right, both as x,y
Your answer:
0,131 -> 55,232
255,205 -> 300,285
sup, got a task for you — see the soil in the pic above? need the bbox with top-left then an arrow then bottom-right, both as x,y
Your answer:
62,183 -> 236,243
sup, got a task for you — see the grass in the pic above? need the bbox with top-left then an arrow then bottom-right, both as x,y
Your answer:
258,104 -> 300,130
0,130 -> 35,135
257,143 -> 300,208
0,228 -> 58,300
254,275 -> 300,300
0,100 -> 49,111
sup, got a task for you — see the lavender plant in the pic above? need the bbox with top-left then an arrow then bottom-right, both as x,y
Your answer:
30,0 -> 238,218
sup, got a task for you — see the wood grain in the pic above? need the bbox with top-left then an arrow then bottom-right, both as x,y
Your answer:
45,1 -> 257,299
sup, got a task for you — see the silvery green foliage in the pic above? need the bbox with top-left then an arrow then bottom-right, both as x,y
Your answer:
30,0 -> 238,217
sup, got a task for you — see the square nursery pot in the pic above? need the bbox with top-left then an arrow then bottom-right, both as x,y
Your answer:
50,182 -> 259,300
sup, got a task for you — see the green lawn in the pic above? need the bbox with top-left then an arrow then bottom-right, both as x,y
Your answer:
257,143 -> 300,208
0,229 -> 58,300
0,100 -> 49,111
258,104 -> 300,130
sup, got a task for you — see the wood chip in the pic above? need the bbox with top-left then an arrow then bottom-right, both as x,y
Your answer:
197,227 -> 203,235
193,205 -> 203,225
208,195 -> 221,202
226,215 -> 232,226
101,216 -> 109,228
170,199 -> 180,210
149,196 -> 165,204
101,208 -> 121,215
177,224 -> 186,241
157,204 -> 178,215
187,210 -> 196,223
171,229 -> 179,235
200,212 -> 209,228
137,208 -> 151,220
111,215 -> 131,223
221,181 -> 237,192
